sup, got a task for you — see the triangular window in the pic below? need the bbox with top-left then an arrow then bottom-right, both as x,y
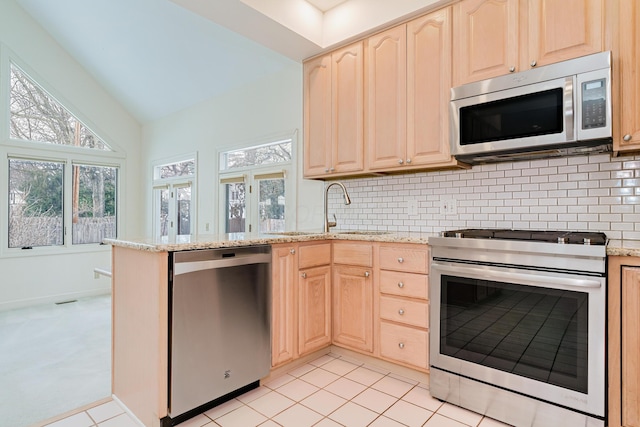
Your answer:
9,63 -> 112,151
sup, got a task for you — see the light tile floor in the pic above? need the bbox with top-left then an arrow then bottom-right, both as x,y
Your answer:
43,353 -> 512,427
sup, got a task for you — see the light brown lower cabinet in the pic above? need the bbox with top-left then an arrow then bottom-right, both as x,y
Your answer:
608,256 -> 640,427
377,243 -> 430,371
332,242 -> 374,353
271,242 -> 332,368
332,264 -> 374,353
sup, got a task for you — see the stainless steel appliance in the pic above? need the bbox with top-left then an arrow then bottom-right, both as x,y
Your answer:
165,245 -> 271,426
450,52 -> 612,164
429,230 -> 607,427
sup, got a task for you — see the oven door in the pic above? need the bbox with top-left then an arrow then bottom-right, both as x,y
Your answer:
429,259 -> 605,417
450,76 -> 575,157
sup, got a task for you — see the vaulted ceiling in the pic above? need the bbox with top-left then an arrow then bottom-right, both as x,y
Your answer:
15,0 -> 443,123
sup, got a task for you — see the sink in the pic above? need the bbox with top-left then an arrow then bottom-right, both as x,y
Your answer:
334,231 -> 391,235
266,231 -> 321,236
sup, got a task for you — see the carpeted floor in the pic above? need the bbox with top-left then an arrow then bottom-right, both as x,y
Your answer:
0,294 -> 111,427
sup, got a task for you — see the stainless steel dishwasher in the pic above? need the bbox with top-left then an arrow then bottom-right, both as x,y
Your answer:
167,245 -> 271,425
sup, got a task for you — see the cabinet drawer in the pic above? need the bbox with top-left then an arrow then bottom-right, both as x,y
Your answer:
380,296 -> 428,328
333,242 -> 373,267
380,322 -> 428,370
299,243 -> 331,269
379,246 -> 428,273
379,270 -> 428,299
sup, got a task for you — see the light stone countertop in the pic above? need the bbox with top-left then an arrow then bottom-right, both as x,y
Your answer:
104,232 -> 640,257
607,240 -> 640,258
103,230 -> 436,252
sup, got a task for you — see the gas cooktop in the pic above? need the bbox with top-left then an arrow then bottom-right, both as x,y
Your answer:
441,229 -> 608,246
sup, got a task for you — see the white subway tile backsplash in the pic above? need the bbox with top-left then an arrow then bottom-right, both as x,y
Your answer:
325,154 -> 640,239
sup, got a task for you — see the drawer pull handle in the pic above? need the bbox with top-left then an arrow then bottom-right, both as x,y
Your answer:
398,257 -> 404,263
364,271 -> 370,277
301,272 -> 307,279
398,309 -> 405,315
398,282 -> 404,288
398,342 -> 405,349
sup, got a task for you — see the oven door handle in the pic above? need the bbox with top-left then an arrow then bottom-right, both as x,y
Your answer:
432,262 -> 602,289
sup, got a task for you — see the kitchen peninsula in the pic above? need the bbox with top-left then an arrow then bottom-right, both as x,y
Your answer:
105,231 -> 433,427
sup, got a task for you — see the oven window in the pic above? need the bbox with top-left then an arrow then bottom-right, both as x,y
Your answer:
440,275 -> 588,393
460,88 -> 563,145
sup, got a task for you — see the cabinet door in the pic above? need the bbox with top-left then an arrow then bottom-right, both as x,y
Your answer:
332,42 -> 365,174
332,265 -> 373,353
526,0 -> 604,69
298,265 -> 332,356
303,55 -> 332,177
406,8 -> 453,166
453,0 -> 519,86
616,0 -> 640,151
366,25 -> 407,170
622,267 -> 640,426
271,245 -> 297,367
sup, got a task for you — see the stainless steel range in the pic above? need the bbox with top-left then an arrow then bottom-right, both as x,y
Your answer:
429,229 -> 607,427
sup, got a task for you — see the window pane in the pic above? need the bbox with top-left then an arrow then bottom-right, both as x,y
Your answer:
72,165 -> 117,244
154,160 -> 195,179
9,64 -> 111,151
224,183 -> 245,233
9,159 -> 64,248
155,188 -> 169,238
221,139 -> 292,170
258,179 -> 285,233
176,186 -> 191,236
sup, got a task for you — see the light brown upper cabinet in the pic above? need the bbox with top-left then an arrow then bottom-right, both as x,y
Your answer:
303,42 -> 364,178
367,8 -> 461,171
453,0 -> 605,86
615,0 -> 640,152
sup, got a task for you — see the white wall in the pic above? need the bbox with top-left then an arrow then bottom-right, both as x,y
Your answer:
0,0 -> 143,310
142,63 -> 324,236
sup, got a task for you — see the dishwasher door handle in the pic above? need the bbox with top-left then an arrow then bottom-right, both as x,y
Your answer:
174,253 -> 272,276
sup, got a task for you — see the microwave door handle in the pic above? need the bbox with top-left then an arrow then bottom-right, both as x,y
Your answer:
564,76 -> 575,141
432,262 -> 601,290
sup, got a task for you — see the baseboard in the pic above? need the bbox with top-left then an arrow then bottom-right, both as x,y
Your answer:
0,288 -> 111,312
27,396 -> 112,427
112,394 -> 147,427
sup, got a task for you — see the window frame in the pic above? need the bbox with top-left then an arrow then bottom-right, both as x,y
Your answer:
0,51 -> 125,257
151,153 -> 197,242
217,132 -> 297,234
1,145 -> 123,257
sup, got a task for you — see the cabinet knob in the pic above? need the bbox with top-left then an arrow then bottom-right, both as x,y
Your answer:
530,60 -> 537,67
398,342 -> 405,349
397,257 -> 404,263
509,66 -> 516,73
364,271 -> 370,277
301,272 -> 307,279
290,249 -> 296,254
398,281 -> 405,288
406,159 -> 412,164
398,309 -> 405,315
624,134 -> 632,142
398,159 -> 404,165
330,167 -> 335,172
325,168 -> 329,173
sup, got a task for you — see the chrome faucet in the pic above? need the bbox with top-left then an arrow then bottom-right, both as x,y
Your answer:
324,182 -> 351,232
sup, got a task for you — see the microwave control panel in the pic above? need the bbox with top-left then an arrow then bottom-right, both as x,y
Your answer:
581,78 -> 606,129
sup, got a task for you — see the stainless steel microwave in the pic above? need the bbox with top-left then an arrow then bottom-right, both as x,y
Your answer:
450,51 -> 612,164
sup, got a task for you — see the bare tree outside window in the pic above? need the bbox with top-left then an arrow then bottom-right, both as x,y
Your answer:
10,64 -> 111,151
221,140 -> 292,170
7,63 -> 119,247
72,165 -> 117,244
